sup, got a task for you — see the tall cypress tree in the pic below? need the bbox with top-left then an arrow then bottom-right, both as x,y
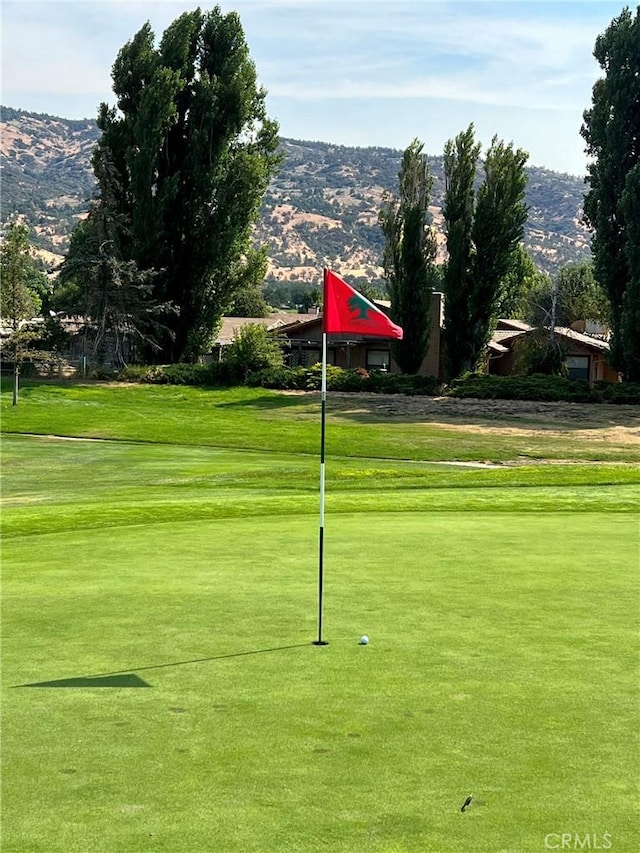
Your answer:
441,126 -> 480,380
619,165 -> 640,380
581,6 -> 640,381
379,139 -> 438,374
65,7 -> 281,362
468,137 -> 528,363
442,125 -> 528,380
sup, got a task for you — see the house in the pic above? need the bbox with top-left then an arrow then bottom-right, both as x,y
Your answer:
487,319 -> 618,384
204,313 -> 317,363
274,306 -> 618,385
275,292 -> 444,377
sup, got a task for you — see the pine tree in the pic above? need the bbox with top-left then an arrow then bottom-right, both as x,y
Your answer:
58,147 -> 170,367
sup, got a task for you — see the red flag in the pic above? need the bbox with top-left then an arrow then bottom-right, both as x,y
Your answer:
322,269 -> 403,339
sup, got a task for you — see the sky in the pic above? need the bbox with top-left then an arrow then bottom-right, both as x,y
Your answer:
0,0 -> 628,176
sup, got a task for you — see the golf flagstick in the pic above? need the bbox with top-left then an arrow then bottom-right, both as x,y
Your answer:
313,320 -> 329,646
313,268 -> 402,646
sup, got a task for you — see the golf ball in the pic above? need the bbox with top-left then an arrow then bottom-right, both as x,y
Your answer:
359,635 -> 369,645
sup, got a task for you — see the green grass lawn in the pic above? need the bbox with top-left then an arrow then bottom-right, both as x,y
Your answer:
2,382 -> 639,852
3,379 -> 640,462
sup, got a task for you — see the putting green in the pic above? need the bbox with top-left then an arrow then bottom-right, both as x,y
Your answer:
3,505 -> 638,852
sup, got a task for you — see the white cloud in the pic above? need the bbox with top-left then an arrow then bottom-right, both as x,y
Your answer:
1,0 -> 620,173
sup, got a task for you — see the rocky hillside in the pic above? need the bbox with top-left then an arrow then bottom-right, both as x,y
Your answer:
1,106 -> 590,283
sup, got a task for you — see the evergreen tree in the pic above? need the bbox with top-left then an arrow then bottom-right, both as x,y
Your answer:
581,6 -> 640,380
379,139 -> 438,374
63,7 -> 281,362
442,125 -> 528,379
58,147 -> 170,367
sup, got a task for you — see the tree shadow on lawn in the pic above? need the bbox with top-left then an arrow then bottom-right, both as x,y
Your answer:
215,393 -> 313,411
1,377 -> 116,395
15,643 -> 311,688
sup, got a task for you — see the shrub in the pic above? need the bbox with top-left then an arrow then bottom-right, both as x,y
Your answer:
110,359 -> 640,404
117,365 -> 151,382
246,366 -> 309,390
594,380 -> 640,405
117,362 -> 234,386
88,366 -> 120,381
363,372 -> 441,396
449,373 -> 595,402
247,366 -> 441,396
223,324 -> 285,381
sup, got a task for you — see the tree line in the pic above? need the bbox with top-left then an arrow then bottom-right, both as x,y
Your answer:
2,4 -> 639,386
374,5 -> 639,382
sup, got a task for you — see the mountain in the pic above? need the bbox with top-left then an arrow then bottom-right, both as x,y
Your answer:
1,105 -> 591,282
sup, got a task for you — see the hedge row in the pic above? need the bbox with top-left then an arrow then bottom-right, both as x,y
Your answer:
114,364 -> 640,404
115,363 -> 442,395
448,374 -> 640,404
246,365 -> 441,395
118,362 -> 236,386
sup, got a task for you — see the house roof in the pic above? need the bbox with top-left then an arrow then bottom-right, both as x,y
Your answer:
492,329 -> 529,344
275,316 -> 323,336
496,318 -> 534,332
553,327 -> 610,352
489,323 -> 611,356
214,313 -> 315,346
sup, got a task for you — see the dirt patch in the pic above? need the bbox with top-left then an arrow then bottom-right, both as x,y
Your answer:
316,393 -> 640,445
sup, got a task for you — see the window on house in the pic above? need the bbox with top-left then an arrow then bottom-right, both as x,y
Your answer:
289,347 -> 336,367
566,355 -> 590,381
303,349 -> 321,367
366,349 -> 390,371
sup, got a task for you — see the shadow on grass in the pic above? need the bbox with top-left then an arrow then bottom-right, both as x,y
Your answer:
14,643 -> 311,688
0,377 -> 102,395
214,393 -> 313,411
22,674 -> 151,688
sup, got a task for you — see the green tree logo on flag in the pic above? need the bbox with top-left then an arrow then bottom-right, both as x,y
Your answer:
348,292 -> 373,320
